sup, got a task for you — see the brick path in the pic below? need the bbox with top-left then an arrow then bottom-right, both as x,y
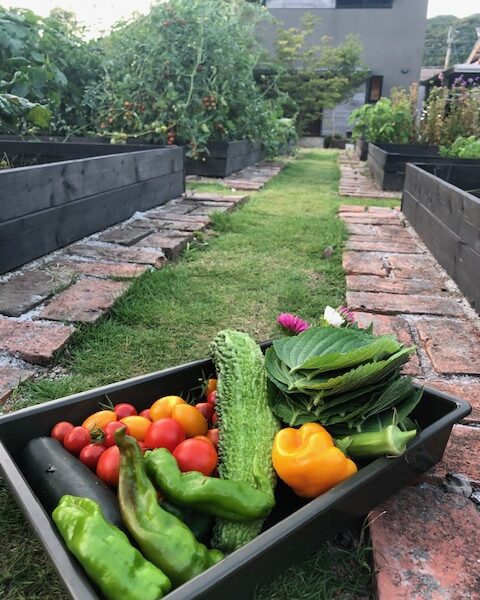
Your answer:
186,161 -> 284,191
340,204 -> 480,599
0,162 -> 282,404
338,152 -> 401,200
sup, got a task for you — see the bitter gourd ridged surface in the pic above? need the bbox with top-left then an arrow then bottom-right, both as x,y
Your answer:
210,330 -> 280,553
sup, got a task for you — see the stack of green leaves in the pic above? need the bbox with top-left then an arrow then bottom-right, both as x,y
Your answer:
265,326 -> 422,436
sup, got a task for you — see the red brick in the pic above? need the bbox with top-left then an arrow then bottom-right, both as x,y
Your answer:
136,232 -> 192,260
416,379 -> 480,423
97,226 -> 153,246
184,191 -> 247,204
387,254 -> 441,280
0,365 -> 35,403
367,206 -> 397,213
341,211 -> 398,220
66,244 -> 166,268
339,204 -> 366,212
144,217 -> 208,232
340,215 -> 398,225
347,291 -> 464,317
346,275 -> 448,296
0,318 -> 74,365
345,239 -> 420,254
370,483 -> 480,600
373,226 -> 413,240
423,424 -> 480,484
414,318 -> 480,375
224,179 -> 262,190
343,251 -> 386,276
0,269 -> 72,317
39,279 -> 129,323
47,260 -> 148,279
189,204 -> 232,216
149,213 -> 211,225
352,311 -> 421,375
345,223 -> 374,236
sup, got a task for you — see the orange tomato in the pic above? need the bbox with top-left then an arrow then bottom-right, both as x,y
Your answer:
172,404 -> 208,438
150,396 -> 185,421
120,416 -> 152,441
194,434 -> 213,446
204,378 -> 217,398
82,410 -> 117,432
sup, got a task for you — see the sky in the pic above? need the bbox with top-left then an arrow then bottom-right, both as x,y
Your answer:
3,1 -> 479,35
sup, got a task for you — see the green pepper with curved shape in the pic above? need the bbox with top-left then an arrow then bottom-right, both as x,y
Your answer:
52,495 -> 171,600
145,447 -> 275,521
115,428 -> 223,588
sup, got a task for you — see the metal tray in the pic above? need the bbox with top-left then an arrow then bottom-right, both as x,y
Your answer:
0,352 -> 471,600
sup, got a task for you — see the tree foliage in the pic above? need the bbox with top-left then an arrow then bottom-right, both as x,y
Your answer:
423,14 -> 480,66
273,15 -> 368,134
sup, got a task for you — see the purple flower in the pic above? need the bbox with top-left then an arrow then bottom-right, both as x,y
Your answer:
337,306 -> 356,326
277,313 -> 310,334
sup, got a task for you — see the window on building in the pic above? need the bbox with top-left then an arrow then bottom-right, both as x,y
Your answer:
366,76 -> 383,102
336,0 -> 393,8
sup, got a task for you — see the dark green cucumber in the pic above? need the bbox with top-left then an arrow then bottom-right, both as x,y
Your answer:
21,437 -> 123,529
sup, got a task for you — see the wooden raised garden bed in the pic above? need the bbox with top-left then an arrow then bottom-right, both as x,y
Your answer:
402,163 -> 480,312
367,143 -> 480,191
186,140 -> 263,177
0,141 -> 184,275
355,139 -> 368,161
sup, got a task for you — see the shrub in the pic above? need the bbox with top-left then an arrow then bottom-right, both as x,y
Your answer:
440,136 -> 480,159
420,83 -> 480,146
89,0 -> 291,157
349,88 -> 416,144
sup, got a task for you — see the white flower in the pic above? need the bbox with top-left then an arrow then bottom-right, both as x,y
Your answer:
323,306 -> 345,328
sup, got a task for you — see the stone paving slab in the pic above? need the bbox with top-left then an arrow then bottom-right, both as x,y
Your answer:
0,365 -> 35,403
39,278 -> 129,323
370,483 -> 480,600
347,291 -> 464,317
188,204 -> 232,216
65,244 -> 166,268
46,260 -> 148,280
345,239 -> 421,254
136,232 -> 192,260
423,424 -> 480,485
414,318 -> 480,375
0,269 -> 73,317
416,379 -> 480,424
340,210 -> 398,220
147,212 -> 210,225
352,311 -> 421,376
223,179 -> 263,191
97,226 -> 154,246
346,275 -> 447,296
142,217 -> 208,232
0,318 -> 74,365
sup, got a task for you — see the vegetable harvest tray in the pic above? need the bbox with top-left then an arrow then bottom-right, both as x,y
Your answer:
0,349 -> 471,600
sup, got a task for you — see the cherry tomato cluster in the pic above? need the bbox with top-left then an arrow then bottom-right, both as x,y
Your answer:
50,380 -> 219,488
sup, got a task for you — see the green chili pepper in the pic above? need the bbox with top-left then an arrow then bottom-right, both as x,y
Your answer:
115,428 -> 223,588
52,495 -> 171,600
145,448 -> 275,521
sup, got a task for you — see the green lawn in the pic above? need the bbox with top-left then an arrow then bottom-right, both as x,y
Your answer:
1,150 -> 396,599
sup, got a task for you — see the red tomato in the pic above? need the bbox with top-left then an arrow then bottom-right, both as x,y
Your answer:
137,440 -> 147,453
102,421 -> 126,447
173,438 -> 217,476
96,445 -> 120,487
79,443 -> 106,470
144,418 -> 185,452
63,426 -> 91,456
51,421 -> 74,444
207,428 -> 219,448
206,390 -> 217,407
196,402 -> 214,421
114,403 -> 137,419
139,408 -> 151,420
211,412 -> 218,426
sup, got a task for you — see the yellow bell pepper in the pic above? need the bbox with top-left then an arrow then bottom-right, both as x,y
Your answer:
272,423 -> 358,498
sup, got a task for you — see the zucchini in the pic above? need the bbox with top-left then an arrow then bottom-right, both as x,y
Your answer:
21,437 -> 123,529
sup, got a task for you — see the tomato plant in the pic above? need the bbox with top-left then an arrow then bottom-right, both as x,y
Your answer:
63,426 -> 91,455
144,418 -> 185,452
113,403 -> 137,418
173,438 -> 217,476
79,443 -> 106,471
96,445 -> 120,487
171,404 -> 208,438
51,421 -> 74,443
